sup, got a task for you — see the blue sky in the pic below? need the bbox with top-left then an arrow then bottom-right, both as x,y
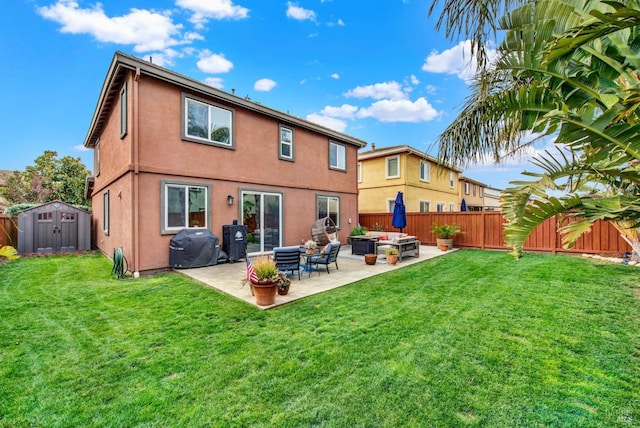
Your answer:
1,0 -> 544,190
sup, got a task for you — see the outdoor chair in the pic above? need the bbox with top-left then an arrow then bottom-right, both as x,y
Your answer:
308,242 -> 341,275
273,246 -> 302,280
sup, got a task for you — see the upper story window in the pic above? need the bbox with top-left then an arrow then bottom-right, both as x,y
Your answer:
279,125 -> 294,161
357,162 -> 362,182
386,156 -> 400,178
161,181 -> 210,234
182,94 -> 234,148
449,172 -> 455,188
473,184 -> 477,196
419,200 -> 430,212
329,141 -> 346,171
317,195 -> 340,228
465,182 -> 470,195
479,187 -> 484,198
120,83 -> 127,139
420,160 -> 430,182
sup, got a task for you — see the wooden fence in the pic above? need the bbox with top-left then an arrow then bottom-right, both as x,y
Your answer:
359,211 -> 631,255
0,215 -> 18,248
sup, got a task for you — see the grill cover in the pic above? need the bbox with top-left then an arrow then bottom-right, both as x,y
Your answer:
222,224 -> 247,262
169,229 -> 219,268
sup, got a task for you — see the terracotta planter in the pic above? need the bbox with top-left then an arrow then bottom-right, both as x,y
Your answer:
439,244 -> 449,251
436,238 -> 453,250
386,254 -> 399,265
364,254 -> 377,265
251,280 -> 277,305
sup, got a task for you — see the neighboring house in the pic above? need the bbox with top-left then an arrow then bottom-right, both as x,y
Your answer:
358,144 -> 462,214
0,170 -> 12,214
459,176 -> 488,211
483,187 -> 503,211
84,51 -> 367,276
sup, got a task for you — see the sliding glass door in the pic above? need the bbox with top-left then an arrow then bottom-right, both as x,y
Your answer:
241,191 -> 282,254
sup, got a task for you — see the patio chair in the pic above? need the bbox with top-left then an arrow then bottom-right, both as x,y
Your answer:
273,246 -> 302,280
308,242 -> 341,275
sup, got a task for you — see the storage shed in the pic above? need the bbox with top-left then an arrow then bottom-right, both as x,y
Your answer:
17,201 -> 91,254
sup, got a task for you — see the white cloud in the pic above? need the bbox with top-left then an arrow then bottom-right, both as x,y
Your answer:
424,84 -> 437,94
204,77 -> 224,89
344,81 -> 407,101
197,50 -> 233,73
331,73 -> 339,79
410,74 -> 419,85
320,104 -> 358,119
356,97 -> 440,123
327,18 -> 345,27
146,48 -> 182,67
176,0 -> 249,28
306,114 -> 347,132
254,78 -> 277,91
286,2 -> 316,21
37,1 -> 188,52
73,144 -> 90,152
422,40 -> 496,82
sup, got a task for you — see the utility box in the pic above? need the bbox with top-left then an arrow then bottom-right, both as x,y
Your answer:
222,224 -> 247,262
169,229 -> 219,269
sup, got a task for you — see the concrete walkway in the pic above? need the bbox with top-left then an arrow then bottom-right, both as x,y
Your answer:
177,245 -> 456,309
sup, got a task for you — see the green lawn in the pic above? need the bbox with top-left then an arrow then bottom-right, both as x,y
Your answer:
1,250 -> 639,427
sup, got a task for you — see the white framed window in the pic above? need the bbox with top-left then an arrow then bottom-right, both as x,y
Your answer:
161,181 -> 210,234
450,203 -> 455,212
420,160 -> 430,182
479,187 -> 484,197
436,202 -> 445,212
419,200 -> 430,212
357,162 -> 362,183
387,199 -> 395,213
120,82 -> 127,139
386,156 -> 400,178
183,94 -> 234,148
317,195 -> 340,228
473,184 -> 477,196
329,141 -> 346,171
449,172 -> 455,188
103,191 -> 109,235
279,125 -> 294,160
465,182 -> 470,195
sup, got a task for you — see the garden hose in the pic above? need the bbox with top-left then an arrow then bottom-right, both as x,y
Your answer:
112,247 -> 128,279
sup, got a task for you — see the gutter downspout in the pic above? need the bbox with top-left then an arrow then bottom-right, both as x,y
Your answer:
133,67 -> 141,277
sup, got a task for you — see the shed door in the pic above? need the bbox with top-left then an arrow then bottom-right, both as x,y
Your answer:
33,209 -> 78,253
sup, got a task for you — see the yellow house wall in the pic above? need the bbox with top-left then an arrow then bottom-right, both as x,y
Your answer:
358,152 -> 459,213
460,180 -> 485,207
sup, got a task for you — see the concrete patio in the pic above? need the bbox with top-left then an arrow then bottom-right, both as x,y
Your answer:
177,244 -> 456,309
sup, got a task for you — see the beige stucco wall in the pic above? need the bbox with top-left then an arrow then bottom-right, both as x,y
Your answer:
459,179 -> 485,208
358,152 -> 459,213
90,70 -> 361,273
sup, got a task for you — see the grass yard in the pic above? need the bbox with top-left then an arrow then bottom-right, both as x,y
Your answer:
1,250 -> 639,427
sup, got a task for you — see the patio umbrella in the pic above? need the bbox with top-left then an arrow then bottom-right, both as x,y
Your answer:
391,191 -> 407,233
461,198 -> 467,212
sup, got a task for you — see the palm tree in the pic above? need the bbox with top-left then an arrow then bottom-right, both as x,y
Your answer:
429,0 -> 640,257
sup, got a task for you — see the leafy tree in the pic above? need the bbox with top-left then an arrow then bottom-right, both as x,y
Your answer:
2,150 -> 91,206
429,0 -> 640,257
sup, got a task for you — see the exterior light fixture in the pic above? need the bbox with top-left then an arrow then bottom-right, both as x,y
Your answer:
227,195 -> 234,205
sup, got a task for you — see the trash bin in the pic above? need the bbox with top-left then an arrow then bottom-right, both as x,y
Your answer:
222,223 -> 247,262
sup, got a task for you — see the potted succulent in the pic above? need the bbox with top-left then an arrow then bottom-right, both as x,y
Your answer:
431,222 -> 461,250
385,247 -> 399,265
247,256 -> 290,305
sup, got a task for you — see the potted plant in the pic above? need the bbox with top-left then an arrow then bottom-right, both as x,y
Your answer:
431,222 -> 461,250
304,239 -> 317,255
247,256 -> 289,305
364,253 -> 377,265
348,225 -> 368,245
385,247 -> 399,265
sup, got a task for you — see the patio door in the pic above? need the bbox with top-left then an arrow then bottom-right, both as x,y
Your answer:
241,191 -> 282,254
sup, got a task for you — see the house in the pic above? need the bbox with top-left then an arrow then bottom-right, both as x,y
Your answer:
483,186 -> 503,211
84,51 -> 367,276
357,144 -> 462,214
458,176 -> 488,211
